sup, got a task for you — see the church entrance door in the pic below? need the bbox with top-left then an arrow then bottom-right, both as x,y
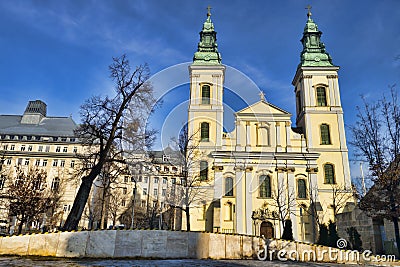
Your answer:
260,221 -> 274,238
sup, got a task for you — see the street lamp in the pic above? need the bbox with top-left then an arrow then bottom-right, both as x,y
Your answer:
130,176 -> 137,229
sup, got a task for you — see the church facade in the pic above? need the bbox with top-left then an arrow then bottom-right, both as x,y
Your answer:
186,10 -> 354,243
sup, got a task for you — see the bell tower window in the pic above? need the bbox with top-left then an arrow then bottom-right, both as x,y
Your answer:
324,163 -> 335,184
320,124 -> 331,145
200,122 -> 209,141
200,161 -> 208,181
316,87 -> 327,106
201,84 -> 210,104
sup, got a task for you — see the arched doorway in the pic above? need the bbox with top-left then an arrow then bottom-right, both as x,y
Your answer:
260,221 -> 274,238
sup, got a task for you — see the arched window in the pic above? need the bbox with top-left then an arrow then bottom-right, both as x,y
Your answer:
200,161 -> 208,181
225,177 -> 233,196
320,124 -> 331,145
200,122 -> 209,142
324,164 -> 335,184
316,87 -> 327,106
51,177 -> 60,191
297,179 -> 307,199
201,84 -> 210,104
259,175 -> 271,198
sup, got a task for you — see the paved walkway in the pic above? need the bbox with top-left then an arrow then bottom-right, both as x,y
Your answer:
0,257 -> 390,267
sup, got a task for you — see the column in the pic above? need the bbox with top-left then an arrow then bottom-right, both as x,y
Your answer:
236,120 -> 243,151
245,167 -> 253,235
285,121 -> 292,152
245,122 -> 251,152
235,168 -> 245,234
276,122 -> 282,152
287,170 -> 298,240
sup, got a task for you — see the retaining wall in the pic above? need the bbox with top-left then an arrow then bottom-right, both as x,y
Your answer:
0,230 -> 399,265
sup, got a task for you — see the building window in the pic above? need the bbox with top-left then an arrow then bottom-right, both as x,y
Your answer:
73,147 -> 77,153
45,146 -> 50,152
320,124 -> 331,145
121,199 -> 126,207
6,158 -> 11,165
60,160 -> 65,167
163,177 -> 167,184
56,146 -> 61,152
38,146 -> 43,152
143,188 -> 147,195
162,155 -> 170,162
200,161 -> 208,181
63,147 -> 68,152
124,176 -> 129,183
162,189 -> 166,196
21,145 -> 25,151
42,159 -> 48,167
200,122 -> 209,142
0,176 -> 5,190
259,175 -> 271,198
154,177 -> 159,183
61,138 -> 67,142
297,179 -> 307,199
123,187 -> 127,194
154,188 -> 158,196
53,160 -> 58,167
28,145 -> 32,151
70,160 -> 75,168
324,164 -> 335,184
2,145 -> 7,150
201,84 -> 211,104
316,87 -> 327,106
144,177 -> 148,183
51,177 -> 60,191
171,178 -> 176,184
10,145 -> 15,151
225,177 -> 234,196
24,158 -> 29,165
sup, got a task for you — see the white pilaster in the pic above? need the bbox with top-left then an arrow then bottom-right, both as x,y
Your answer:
285,121 -> 292,152
245,169 -> 253,235
245,122 -> 251,152
235,169 -> 245,234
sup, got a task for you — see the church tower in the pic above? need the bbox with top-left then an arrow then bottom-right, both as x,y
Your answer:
292,10 -> 352,199
188,9 -> 225,150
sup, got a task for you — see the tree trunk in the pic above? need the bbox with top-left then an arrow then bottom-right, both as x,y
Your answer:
185,206 -> 190,231
17,219 -> 24,235
62,175 -> 95,231
392,216 -> 400,257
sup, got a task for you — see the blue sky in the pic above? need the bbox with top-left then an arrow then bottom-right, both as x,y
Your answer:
0,1 -> 399,181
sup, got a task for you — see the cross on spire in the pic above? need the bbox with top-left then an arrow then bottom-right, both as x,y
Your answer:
305,5 -> 312,18
259,91 -> 266,101
207,5 -> 212,17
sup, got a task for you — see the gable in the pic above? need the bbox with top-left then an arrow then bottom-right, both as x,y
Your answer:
236,100 -> 291,117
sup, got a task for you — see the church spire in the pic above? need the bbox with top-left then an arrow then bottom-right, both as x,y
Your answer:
192,7 -> 222,65
299,7 -> 334,67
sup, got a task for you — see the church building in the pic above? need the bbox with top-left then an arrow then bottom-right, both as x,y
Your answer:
186,9 -> 354,243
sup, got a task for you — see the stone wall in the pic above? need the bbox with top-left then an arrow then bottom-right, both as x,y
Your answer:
0,230 -> 399,265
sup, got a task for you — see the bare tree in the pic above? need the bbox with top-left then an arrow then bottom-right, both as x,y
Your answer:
269,176 -> 296,237
7,167 -> 61,234
167,126 -> 208,231
63,55 -> 154,230
329,183 -> 354,222
349,86 -> 400,255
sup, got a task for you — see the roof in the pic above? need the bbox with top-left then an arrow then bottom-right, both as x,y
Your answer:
0,115 -> 77,137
